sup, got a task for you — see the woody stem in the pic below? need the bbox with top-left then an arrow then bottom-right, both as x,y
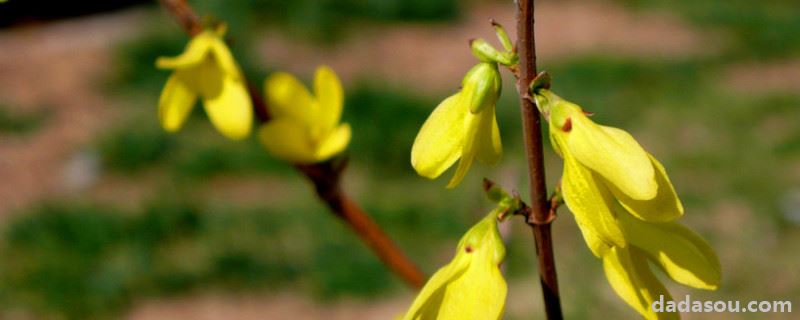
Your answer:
515,0 -> 563,318
159,0 -> 426,290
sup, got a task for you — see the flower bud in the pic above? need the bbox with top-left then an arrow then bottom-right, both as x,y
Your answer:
470,38 -> 517,66
483,178 -> 510,204
491,20 -> 514,52
461,62 -> 502,114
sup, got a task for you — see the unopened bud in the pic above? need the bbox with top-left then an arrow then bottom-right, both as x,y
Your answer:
483,178 -> 510,203
470,38 -> 517,66
490,19 -> 514,52
461,62 -> 502,114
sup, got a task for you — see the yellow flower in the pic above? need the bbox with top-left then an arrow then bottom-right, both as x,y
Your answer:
534,87 -> 720,319
539,89 -> 683,256
411,62 -> 503,188
604,212 -> 721,319
156,28 -> 252,140
402,210 -> 507,320
603,246 -> 678,320
258,66 -> 351,164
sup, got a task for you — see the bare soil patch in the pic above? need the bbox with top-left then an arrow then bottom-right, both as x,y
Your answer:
127,292 -> 411,320
723,58 -> 800,95
257,0 -> 716,93
0,9 -> 147,217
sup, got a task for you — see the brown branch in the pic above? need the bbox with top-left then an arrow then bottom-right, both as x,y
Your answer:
515,0 -> 563,319
159,0 -> 203,36
159,0 -> 425,290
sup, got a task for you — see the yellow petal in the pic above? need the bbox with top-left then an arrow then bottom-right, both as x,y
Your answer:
265,71 -> 316,125
620,213 -> 721,290
402,255 -> 470,320
313,65 -> 344,133
474,105 -> 502,166
604,247 -> 678,320
156,32 -> 214,69
158,72 -> 198,132
560,104 -> 656,200
576,221 -> 613,257
403,210 -> 507,320
208,37 -> 244,79
313,123 -> 351,162
446,153 -> 474,188
202,75 -> 253,140
437,249 -> 506,320
607,151 -> 683,222
446,109 -> 483,188
411,93 -> 466,179
548,129 -> 564,157
559,134 -> 626,256
258,118 -> 316,163
176,56 -> 223,101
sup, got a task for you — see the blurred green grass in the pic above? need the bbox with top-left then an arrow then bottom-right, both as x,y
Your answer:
0,198 -> 477,319
192,0 -> 460,42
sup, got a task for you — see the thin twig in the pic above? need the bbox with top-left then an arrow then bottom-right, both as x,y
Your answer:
159,0 -> 203,36
515,0 -> 563,318
158,0 -> 425,289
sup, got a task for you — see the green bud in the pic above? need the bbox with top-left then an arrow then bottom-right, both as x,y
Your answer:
529,72 -> 558,119
461,62 -> 502,114
529,71 -> 551,93
483,178 -> 510,203
470,39 -> 517,66
491,20 -> 514,52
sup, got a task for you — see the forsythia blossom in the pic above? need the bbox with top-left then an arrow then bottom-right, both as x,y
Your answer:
411,62 -> 502,188
259,66 -> 351,163
402,209 -> 507,320
156,27 -> 253,140
411,24 -> 517,188
539,88 -> 683,256
535,85 -> 720,319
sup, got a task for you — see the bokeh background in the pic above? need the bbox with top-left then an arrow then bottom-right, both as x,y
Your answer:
1,0 -> 799,319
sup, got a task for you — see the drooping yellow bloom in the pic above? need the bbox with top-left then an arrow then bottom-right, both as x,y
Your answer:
603,212 -> 721,320
535,87 -> 720,319
156,28 -> 252,140
402,209 -> 507,320
258,66 -> 351,164
539,89 -> 683,256
411,62 -> 502,188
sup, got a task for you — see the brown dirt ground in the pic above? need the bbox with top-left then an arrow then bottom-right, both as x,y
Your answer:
0,9 -> 147,218
127,292 -> 413,320
257,0 -> 720,93
723,58 -> 800,95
